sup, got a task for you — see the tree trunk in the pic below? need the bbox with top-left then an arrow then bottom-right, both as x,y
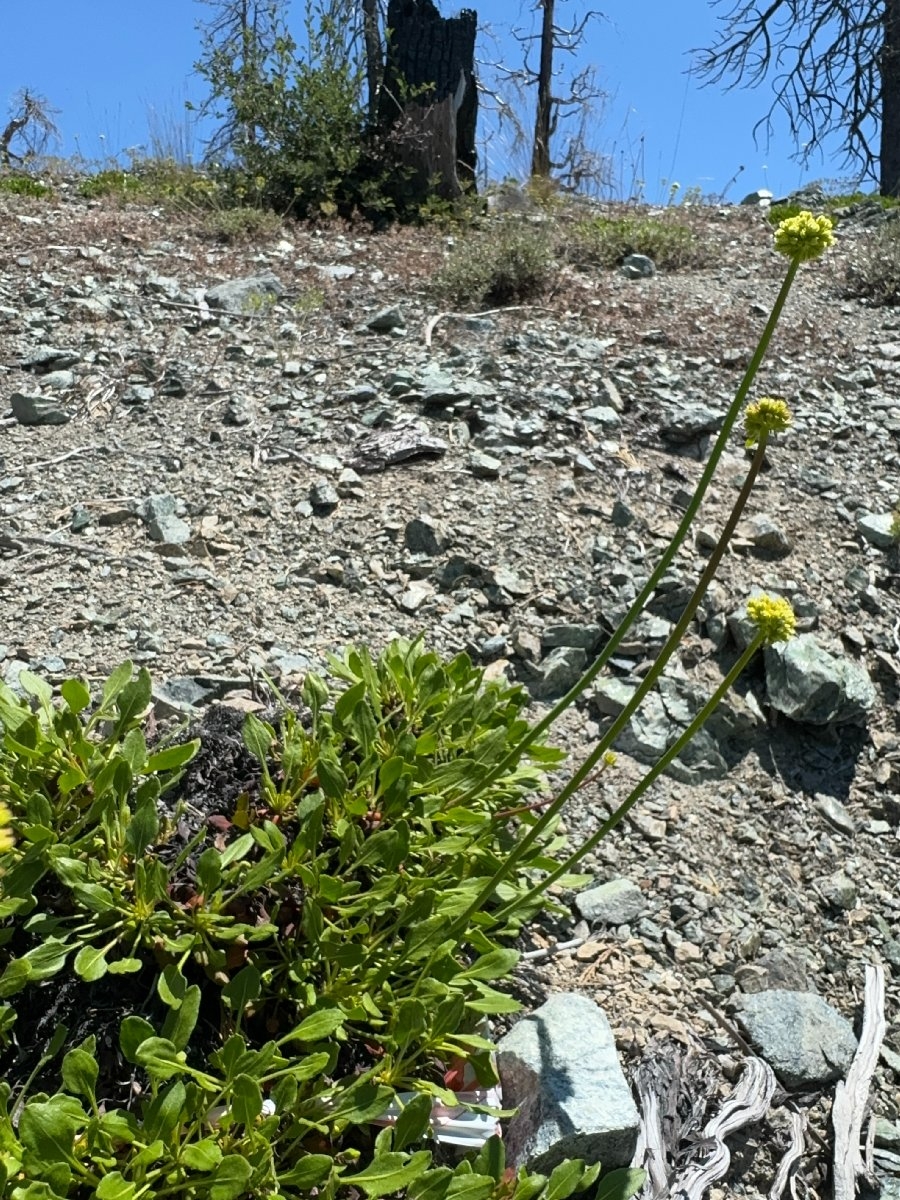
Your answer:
362,0 -> 382,125
881,0 -> 900,195
380,0 -> 478,199
531,0 -> 555,178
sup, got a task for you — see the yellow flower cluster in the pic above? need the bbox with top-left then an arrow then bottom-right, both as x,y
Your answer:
774,211 -> 835,262
746,595 -> 796,645
745,397 -> 793,447
0,802 -> 14,853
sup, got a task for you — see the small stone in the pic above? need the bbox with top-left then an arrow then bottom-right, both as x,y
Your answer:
469,450 -> 502,479
205,271 -> 284,314
398,581 -> 433,612
814,794 -> 857,835
148,514 -> 191,545
575,878 -> 647,925
815,871 -> 857,911
857,511 -> 898,549
611,499 -> 634,527
582,405 -> 621,429
621,254 -> 656,279
10,392 -> 70,425
746,514 -> 792,555
404,516 -> 445,556
366,306 -> 405,332
309,479 -> 339,513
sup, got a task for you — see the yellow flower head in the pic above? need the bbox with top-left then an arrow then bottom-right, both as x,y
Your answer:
773,211 -> 835,262
746,594 -> 796,644
602,750 -> 617,768
0,802 -> 14,853
745,397 -> 793,447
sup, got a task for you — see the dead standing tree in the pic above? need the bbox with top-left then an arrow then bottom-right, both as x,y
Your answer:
694,0 -> 900,197
0,90 -> 59,168
378,0 -> 478,199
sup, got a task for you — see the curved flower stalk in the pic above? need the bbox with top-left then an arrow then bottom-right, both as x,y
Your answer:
426,214 -> 831,956
493,596 -> 797,918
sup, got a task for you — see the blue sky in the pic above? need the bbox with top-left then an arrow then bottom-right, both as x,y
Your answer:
1,1 -> 870,203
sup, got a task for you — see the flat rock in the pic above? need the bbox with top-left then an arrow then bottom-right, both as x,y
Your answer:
205,272 -> 284,314
10,392 -> 70,425
734,989 -> 857,1088
575,878 -> 647,925
857,511 -> 897,549
497,993 -> 640,1173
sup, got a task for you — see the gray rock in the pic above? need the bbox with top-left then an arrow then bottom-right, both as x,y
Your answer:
575,878 -> 647,925
529,646 -> 587,699
814,794 -> 857,835
366,306 -> 405,332
746,514 -> 792,555
17,346 -> 81,372
660,405 -> 726,443
611,500 -> 634,527
581,405 -> 621,429
857,511 -> 898,549
741,188 -> 774,207
10,392 -> 70,425
621,254 -> 656,279
734,989 -> 857,1087
542,623 -> 602,651
764,634 -> 876,725
310,479 -> 340,513
469,450 -> 502,479
205,272 -> 284,314
753,949 -> 812,992
497,993 -> 640,1173
41,370 -> 75,390
404,516 -> 445,556
148,514 -> 191,545
122,384 -> 154,405
815,871 -> 858,911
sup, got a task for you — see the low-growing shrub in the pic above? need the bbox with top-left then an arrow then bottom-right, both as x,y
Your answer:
435,220 -> 558,307
201,205 -> 284,243
0,646 -> 634,1200
0,174 -> 52,198
843,221 -> 900,305
562,213 -> 711,271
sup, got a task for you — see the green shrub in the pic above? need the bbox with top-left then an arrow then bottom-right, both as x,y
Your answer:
201,205 -> 284,242
0,174 -> 52,198
563,213 -> 710,271
0,647 -> 637,1199
435,220 -> 558,307
843,221 -> 900,305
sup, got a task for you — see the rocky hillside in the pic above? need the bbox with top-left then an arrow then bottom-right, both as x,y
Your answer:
1,186 -> 899,1197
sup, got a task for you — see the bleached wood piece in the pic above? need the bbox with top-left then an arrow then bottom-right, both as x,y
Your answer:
833,964 -> 886,1200
633,1077 -> 669,1199
670,1057 -> 777,1199
768,1107 -> 806,1200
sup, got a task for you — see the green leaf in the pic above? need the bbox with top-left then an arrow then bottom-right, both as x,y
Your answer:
393,1092 -> 434,1152
355,823 -> 409,872
95,1172 -> 136,1200
18,670 -> 53,709
113,669 -> 152,733
124,795 -> 159,857
471,1136 -> 505,1183
61,1044 -> 98,1102
289,1008 -> 345,1043
334,679 -> 366,726
231,1073 -> 262,1125
134,1036 -> 186,1079
459,949 -> 520,981
101,661 -> 134,708
348,1151 -> 433,1198
162,985 -> 201,1051
545,1160 -> 587,1200
157,964 -> 188,1008
221,965 -> 261,1012
61,677 -> 91,714
209,1154 -> 253,1200
277,1154 -> 334,1188
316,748 -> 347,799
23,939 -> 71,983
443,1174 -> 495,1200
18,1099 -> 77,1166
408,1166 -> 454,1200
594,1168 -> 646,1200
0,957 -> 33,998
181,1139 -> 223,1171
74,945 -> 108,983
120,1016 -> 156,1063
121,727 -> 147,772
197,847 -> 222,895
144,1080 -> 186,1142
242,712 -> 274,764
107,957 -> 143,975
145,739 -> 199,773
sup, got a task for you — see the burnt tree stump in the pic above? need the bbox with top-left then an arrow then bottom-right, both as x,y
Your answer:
379,0 -> 478,200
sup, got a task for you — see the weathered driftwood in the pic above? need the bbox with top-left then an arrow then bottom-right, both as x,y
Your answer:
768,1107 -> 806,1200
832,964 -> 886,1200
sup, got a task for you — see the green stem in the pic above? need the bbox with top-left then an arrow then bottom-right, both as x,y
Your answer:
444,434 -> 769,941
453,255 -> 800,809
495,633 -> 764,919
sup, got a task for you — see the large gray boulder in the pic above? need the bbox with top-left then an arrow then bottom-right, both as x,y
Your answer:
763,634 -> 876,725
204,271 -> 284,314
496,993 -> 640,1173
